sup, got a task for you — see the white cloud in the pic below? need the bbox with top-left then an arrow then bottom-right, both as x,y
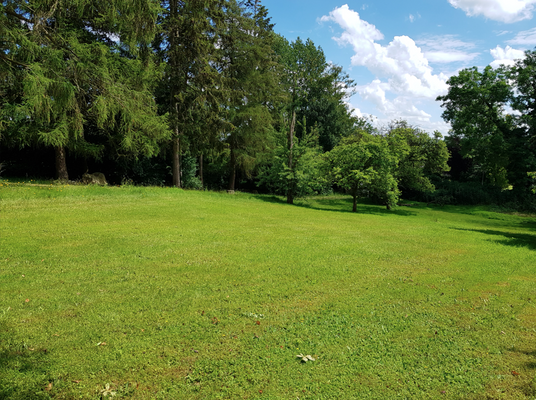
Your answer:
490,45 -> 526,68
448,0 -> 536,23
506,27 -> 536,45
359,82 -> 431,121
321,5 -> 448,100
320,5 -> 451,133
416,35 -> 479,63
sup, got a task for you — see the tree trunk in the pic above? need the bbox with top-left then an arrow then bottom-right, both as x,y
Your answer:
199,153 -> 204,188
286,110 -> 296,204
55,146 -> 68,181
169,0 -> 181,189
353,195 -> 357,212
228,146 -> 236,191
172,134 -> 181,188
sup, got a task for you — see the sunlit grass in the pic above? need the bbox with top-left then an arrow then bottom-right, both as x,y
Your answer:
1,182 -> 536,399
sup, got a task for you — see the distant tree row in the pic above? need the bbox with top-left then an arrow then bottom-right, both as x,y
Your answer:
1,1 -> 535,210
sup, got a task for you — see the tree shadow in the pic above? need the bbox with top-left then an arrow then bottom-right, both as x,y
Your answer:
420,203 -> 536,231
252,195 -> 418,217
451,228 -> 536,250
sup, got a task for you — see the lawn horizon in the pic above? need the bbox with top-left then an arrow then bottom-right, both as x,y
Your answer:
1,181 -> 536,399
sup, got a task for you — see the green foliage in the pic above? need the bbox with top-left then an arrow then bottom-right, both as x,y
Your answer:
509,49 -> 536,138
156,0 -> 227,187
181,154 -> 203,190
384,121 -> 450,196
273,35 -> 359,152
219,0 -> 280,190
258,125 -> 329,198
0,0 -> 171,179
436,63 -> 536,197
326,134 -> 400,211
437,66 -> 513,188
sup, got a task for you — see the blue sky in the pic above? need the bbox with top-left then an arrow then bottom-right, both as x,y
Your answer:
267,0 -> 536,134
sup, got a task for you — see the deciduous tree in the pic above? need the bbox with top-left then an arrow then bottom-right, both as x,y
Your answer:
326,134 -> 399,212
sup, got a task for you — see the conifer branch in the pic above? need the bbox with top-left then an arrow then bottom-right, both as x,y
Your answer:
0,53 -> 30,68
4,8 -> 32,24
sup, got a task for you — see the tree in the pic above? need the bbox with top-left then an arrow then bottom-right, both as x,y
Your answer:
383,120 -> 450,196
258,122 -> 328,199
0,0 -> 170,180
156,0 -> 226,188
509,49 -> 536,139
326,134 -> 399,212
272,36 -> 357,151
436,66 -> 512,188
218,0 -> 279,191
507,50 -> 536,194
272,35 -> 357,203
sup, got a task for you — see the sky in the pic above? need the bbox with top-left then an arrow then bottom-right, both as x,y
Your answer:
267,0 -> 536,134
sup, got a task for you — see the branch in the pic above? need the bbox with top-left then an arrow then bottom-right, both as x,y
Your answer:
4,8 -> 33,24
0,53 -> 30,68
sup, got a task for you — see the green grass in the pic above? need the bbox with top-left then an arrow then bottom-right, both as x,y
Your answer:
1,180 -> 536,399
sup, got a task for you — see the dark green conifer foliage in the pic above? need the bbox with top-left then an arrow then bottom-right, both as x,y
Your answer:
0,0 -> 170,180
157,0 -> 226,188
218,0 -> 279,191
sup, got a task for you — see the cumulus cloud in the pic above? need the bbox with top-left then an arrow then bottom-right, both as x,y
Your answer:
416,35 -> 479,63
320,5 -> 450,132
448,0 -> 536,23
321,5 -> 448,99
359,81 -> 431,120
506,27 -> 536,45
490,45 -> 526,68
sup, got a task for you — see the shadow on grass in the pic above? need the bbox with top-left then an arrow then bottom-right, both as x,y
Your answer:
452,228 -> 536,250
0,320 -> 51,399
510,348 -> 536,370
253,195 -> 418,217
422,203 -> 536,231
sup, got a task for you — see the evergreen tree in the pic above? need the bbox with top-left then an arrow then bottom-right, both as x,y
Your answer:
156,0 -> 226,188
218,0 -> 279,191
0,0 -> 170,180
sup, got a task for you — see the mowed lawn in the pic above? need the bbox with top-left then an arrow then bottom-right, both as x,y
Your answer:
1,181 -> 536,399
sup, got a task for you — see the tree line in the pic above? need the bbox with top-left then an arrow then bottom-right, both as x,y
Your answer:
1,1 -> 535,210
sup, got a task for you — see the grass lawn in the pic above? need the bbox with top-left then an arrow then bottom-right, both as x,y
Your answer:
1,180 -> 536,399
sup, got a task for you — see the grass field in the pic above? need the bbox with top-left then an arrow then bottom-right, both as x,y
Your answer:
1,180 -> 536,399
